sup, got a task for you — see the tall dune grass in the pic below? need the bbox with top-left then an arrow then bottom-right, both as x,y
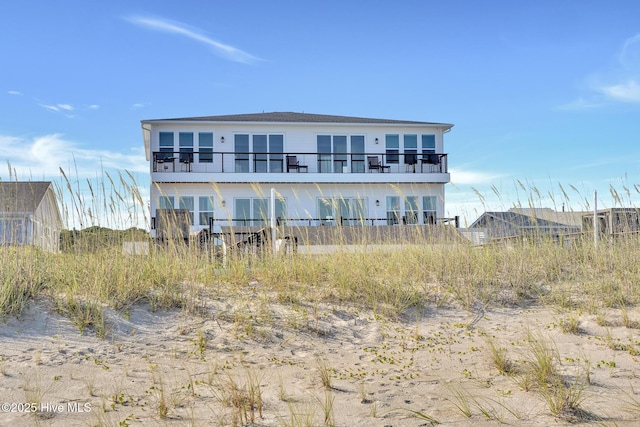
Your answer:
2,169 -> 640,334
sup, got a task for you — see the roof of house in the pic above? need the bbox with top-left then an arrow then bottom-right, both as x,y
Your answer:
469,210 -> 583,231
509,208 -> 585,228
142,112 -> 453,127
0,181 -> 53,213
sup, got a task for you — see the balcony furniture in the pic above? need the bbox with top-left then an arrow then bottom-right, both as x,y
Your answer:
404,153 -> 417,173
286,155 -> 308,172
154,153 -> 175,172
179,152 -> 193,172
368,156 -> 390,173
421,153 -> 441,172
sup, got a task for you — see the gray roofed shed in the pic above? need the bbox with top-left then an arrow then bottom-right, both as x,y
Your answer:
0,181 -> 63,252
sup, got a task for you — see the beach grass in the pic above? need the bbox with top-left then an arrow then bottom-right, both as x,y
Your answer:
3,186 -> 640,324
2,171 -> 640,424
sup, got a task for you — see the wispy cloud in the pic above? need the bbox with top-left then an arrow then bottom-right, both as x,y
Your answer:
560,33 -> 640,108
9,92 -> 100,114
127,16 -> 261,64
35,100 -> 101,117
555,97 -> 603,111
449,168 -> 502,185
619,33 -> 640,68
594,33 -> 640,103
0,133 -> 148,180
38,102 -> 75,117
599,79 -> 640,102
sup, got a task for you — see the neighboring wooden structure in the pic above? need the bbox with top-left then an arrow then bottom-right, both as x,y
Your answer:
154,208 -> 191,241
582,208 -> 640,235
467,208 -> 584,244
0,181 -> 62,252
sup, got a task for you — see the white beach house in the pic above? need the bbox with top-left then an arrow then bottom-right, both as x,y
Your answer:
141,112 -> 453,242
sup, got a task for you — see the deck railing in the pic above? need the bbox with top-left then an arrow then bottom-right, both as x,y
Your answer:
152,151 -> 448,174
206,216 -> 459,228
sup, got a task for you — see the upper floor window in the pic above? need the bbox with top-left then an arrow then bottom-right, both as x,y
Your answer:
199,133 -> 213,163
269,135 -> 284,173
385,134 -> 399,164
159,132 -> 174,158
350,135 -> 365,173
235,134 -> 250,172
317,135 -> 332,173
333,135 -> 347,173
422,135 -> 436,154
253,135 -> 268,172
253,134 -> 284,173
317,135 -> 348,173
179,133 -> 194,165
404,134 -> 418,169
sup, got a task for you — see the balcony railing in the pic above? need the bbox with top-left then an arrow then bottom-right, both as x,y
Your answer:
152,151 -> 448,174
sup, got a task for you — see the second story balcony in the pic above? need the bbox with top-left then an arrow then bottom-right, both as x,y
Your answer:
152,151 -> 448,182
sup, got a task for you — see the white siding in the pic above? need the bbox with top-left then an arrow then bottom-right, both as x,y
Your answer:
145,117 -> 451,237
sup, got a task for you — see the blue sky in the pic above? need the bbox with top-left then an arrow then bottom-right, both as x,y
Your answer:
2,1 -> 640,228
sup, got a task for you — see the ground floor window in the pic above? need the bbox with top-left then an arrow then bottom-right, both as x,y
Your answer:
179,196 -> 194,225
234,198 -> 286,226
199,197 -> 214,226
158,195 -> 174,209
404,196 -> 419,224
317,197 -> 367,225
423,196 -> 437,224
386,196 -> 401,225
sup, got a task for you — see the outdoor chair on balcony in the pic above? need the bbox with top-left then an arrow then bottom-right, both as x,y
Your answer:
404,153 -> 417,172
155,153 -> 175,172
179,152 -> 193,172
286,155 -> 308,172
368,156 -> 390,173
421,153 -> 441,172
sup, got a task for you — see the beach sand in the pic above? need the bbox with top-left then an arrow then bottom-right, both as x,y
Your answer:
1,290 -> 639,426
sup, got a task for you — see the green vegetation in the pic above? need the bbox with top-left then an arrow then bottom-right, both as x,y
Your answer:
5,233 -> 640,329
2,172 -> 640,332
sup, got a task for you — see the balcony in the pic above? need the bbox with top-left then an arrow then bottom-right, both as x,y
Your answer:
152,151 -> 448,175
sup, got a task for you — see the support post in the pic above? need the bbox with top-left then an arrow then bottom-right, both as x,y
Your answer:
270,188 -> 277,256
593,190 -> 598,249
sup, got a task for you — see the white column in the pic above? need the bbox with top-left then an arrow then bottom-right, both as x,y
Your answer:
271,188 -> 277,255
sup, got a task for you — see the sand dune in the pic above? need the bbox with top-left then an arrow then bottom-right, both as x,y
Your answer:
1,294 -> 639,426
